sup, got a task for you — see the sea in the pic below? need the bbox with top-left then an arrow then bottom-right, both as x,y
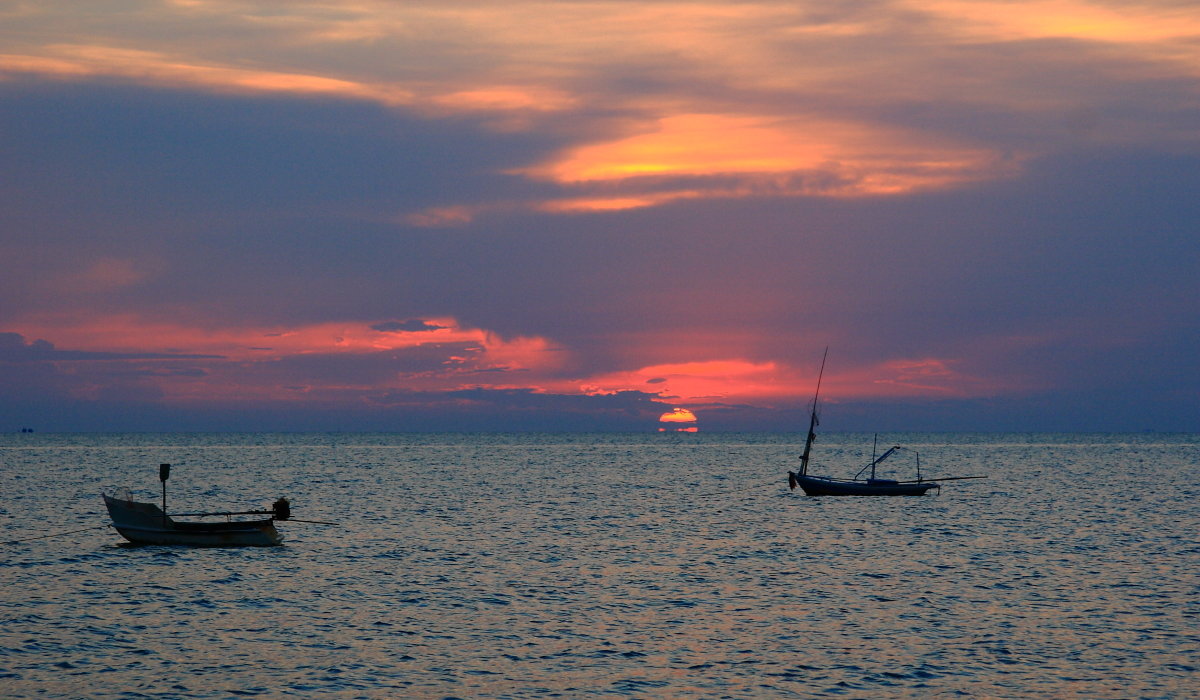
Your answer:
1,432 -> 1196,699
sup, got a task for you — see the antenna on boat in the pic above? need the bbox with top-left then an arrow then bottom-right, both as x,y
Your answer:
159,463 -> 170,526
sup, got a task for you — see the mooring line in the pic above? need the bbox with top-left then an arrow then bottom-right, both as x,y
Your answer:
3,525 -> 109,545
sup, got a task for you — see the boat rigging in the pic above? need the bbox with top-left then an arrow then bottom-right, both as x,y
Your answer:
786,351 -> 986,496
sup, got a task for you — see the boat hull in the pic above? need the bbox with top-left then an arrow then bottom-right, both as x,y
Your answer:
795,475 -> 939,496
103,494 -> 282,547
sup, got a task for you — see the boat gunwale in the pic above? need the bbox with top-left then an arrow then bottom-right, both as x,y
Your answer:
794,473 -> 941,496
801,474 -> 941,486
102,492 -> 283,547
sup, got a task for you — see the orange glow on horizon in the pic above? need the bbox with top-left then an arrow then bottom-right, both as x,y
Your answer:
583,354 -> 1020,407
587,358 -> 786,403
5,313 -> 1027,407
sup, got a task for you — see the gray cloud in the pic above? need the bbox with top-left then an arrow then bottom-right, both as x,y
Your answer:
0,333 -> 221,362
371,320 -> 449,333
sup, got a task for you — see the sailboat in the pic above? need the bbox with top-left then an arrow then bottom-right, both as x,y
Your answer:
787,350 -> 984,496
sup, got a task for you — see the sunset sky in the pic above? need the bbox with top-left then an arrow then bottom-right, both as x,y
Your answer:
1,0 -> 1197,431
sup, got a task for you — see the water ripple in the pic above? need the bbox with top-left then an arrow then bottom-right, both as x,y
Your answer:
1,433 -> 1197,698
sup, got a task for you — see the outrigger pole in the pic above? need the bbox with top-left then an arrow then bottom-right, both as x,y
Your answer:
152,465 -> 312,523
896,475 -> 988,483
170,509 -> 279,518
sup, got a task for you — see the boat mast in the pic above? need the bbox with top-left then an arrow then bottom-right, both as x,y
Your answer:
871,434 -> 878,480
159,463 -> 170,527
799,348 -> 828,476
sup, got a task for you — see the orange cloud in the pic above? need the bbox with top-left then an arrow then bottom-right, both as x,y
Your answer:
917,0 -> 1200,45
515,113 -> 1016,200
8,314 -> 568,403
0,45 -> 408,102
403,205 -> 481,227
8,310 -> 1028,409
537,193 -> 696,214
587,359 -> 786,403
7,0 -> 1182,227
39,315 -> 557,363
581,353 -> 1018,406
428,86 -> 576,113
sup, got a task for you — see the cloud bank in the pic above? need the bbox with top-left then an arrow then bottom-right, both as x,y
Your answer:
1,1 -> 1196,431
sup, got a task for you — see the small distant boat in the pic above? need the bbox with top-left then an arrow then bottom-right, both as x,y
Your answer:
103,463 -> 290,547
787,350 -> 984,496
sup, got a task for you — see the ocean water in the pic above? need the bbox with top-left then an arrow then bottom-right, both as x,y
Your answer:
1,432 -> 1196,699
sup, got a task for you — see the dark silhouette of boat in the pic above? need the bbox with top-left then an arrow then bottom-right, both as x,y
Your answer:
787,350 -> 984,496
789,445 -> 941,496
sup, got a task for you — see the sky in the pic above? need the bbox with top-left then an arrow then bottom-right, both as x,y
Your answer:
1,0 -> 1197,432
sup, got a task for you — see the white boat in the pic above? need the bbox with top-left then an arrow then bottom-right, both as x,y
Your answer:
103,463 -> 288,546
102,493 -> 284,546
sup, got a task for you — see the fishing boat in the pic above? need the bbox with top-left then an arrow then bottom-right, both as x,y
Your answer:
789,443 -> 941,496
786,350 -> 984,496
102,463 -> 290,546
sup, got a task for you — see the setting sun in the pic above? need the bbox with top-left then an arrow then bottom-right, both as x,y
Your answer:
658,407 -> 699,432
